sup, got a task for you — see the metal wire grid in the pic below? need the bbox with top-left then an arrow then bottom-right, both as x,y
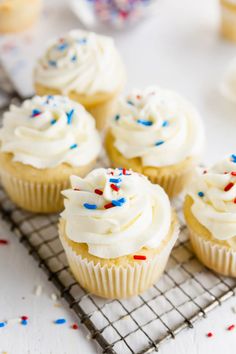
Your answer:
0,188 -> 236,354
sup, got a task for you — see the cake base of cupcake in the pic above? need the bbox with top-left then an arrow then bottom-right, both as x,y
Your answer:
184,195 -> 236,277
220,0 -> 236,42
59,217 -> 179,299
105,130 -> 196,198
0,152 -> 96,213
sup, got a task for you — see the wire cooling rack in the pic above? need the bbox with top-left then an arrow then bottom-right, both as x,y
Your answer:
0,188 -> 236,354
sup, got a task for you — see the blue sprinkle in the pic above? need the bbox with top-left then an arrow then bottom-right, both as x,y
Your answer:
54,318 -> 67,325
231,154 -> 236,163
198,191 -> 204,197
162,120 -> 169,127
57,42 -> 68,51
0,322 -> 5,328
155,140 -> 164,146
70,144 -> 78,149
115,114 -> 120,121
66,109 -> 75,124
21,319 -> 28,326
112,198 -> 126,207
137,119 -> 153,126
50,119 -> 57,125
127,100 -> 134,106
83,203 -> 97,210
71,55 -> 77,62
31,109 -> 41,117
48,60 -> 57,67
78,38 -> 87,44
109,178 -> 122,183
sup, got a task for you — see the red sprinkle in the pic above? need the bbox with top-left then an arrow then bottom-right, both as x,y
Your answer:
133,255 -> 147,260
207,332 -> 213,337
231,172 -> 236,176
136,95 -> 141,99
94,189 -> 103,196
110,184 -> 119,192
72,323 -> 79,330
21,316 -> 28,321
224,182 -> 234,192
104,203 -> 115,209
0,239 -> 9,245
234,198 -> 236,204
122,168 -> 127,175
228,324 -> 235,331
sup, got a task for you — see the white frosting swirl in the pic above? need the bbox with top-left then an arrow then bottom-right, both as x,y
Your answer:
34,30 -> 125,95
110,86 -> 204,167
61,168 -> 172,259
188,155 -> 236,240
0,95 -> 101,169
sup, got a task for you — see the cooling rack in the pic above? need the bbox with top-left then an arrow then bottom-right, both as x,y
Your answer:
0,187 -> 236,354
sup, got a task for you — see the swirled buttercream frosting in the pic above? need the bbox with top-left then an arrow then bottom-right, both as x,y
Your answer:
110,86 -> 204,167
61,168 -> 173,259
34,29 -> 125,95
0,95 -> 101,169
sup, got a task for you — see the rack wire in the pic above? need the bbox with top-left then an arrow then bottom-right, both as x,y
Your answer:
0,187 -> 235,354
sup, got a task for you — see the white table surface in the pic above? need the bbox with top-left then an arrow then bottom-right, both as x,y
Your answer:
1,0 -> 236,353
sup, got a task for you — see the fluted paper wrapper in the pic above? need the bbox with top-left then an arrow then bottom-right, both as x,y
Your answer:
59,225 -> 179,299
1,170 -> 68,213
189,229 -> 236,277
220,0 -> 236,42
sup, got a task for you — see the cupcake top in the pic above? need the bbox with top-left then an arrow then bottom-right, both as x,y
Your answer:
109,86 -> 204,167
0,95 -> 101,169
61,168 -> 172,259
188,155 -> 236,240
34,30 -> 125,96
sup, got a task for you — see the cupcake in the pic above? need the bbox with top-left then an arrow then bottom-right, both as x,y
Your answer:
0,0 -> 42,33
184,155 -> 236,277
105,86 -> 204,198
0,95 -> 101,213
34,30 -> 126,130
59,168 -> 179,299
220,0 -> 236,42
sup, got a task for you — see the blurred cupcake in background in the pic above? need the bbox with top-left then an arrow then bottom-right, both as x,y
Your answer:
0,95 -> 101,213
105,86 -> 205,198
220,0 -> 236,42
0,0 -> 42,33
34,30 -> 126,130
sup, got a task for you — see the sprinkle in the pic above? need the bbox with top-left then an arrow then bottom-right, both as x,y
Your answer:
57,42 -> 68,51
109,178 -> 122,184
111,198 -> 126,207
155,140 -> 164,146
70,144 -> 78,150
231,172 -> 236,176
50,119 -> 57,125
198,191 -> 204,197
71,55 -> 77,62
21,319 -> 28,326
34,285 -> 42,296
48,60 -> 57,67
207,332 -> 213,338
74,188 -> 80,191
231,154 -> 236,163
110,184 -> 120,192
66,109 -> 75,124
137,119 -> 153,126
224,182 -> 234,192
94,189 -> 103,195
21,316 -> 28,321
162,120 -> 169,127
234,198 -> 236,204
0,239 -> 8,245
31,109 -> 41,117
122,168 -> 127,175
136,95 -> 141,99
54,318 -> 66,325
203,170 -> 207,174
127,100 -> 134,105
51,293 -> 58,301
104,202 -> 115,209
83,203 -> 97,210
115,114 -> 120,121
227,324 -> 235,331
133,255 -> 146,260
72,323 -> 79,330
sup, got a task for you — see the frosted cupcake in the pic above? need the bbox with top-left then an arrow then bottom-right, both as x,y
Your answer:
105,86 -> 204,198
0,95 -> 101,213
59,168 -> 179,299
220,0 -> 236,42
0,0 -> 42,33
184,155 -> 236,277
34,30 -> 126,130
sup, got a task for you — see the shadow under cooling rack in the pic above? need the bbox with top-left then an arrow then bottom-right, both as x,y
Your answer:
0,187 -> 236,354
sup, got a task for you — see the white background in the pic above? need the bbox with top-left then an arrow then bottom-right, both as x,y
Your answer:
1,0 -> 236,353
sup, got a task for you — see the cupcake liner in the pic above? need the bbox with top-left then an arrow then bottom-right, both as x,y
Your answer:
59,222 -> 179,299
189,228 -> 236,277
1,169 -> 68,213
220,0 -> 236,42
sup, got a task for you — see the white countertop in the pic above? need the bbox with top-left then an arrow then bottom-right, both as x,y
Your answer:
1,0 -> 236,353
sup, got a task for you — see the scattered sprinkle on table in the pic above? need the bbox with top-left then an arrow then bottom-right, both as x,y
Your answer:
54,318 -> 66,325
21,319 -> 28,326
72,323 -> 79,330
0,322 -> 6,328
231,154 -> 236,163
0,239 -> 9,245
133,255 -> 146,260
207,332 -> 213,338
21,316 -> 28,321
227,324 -> 235,331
